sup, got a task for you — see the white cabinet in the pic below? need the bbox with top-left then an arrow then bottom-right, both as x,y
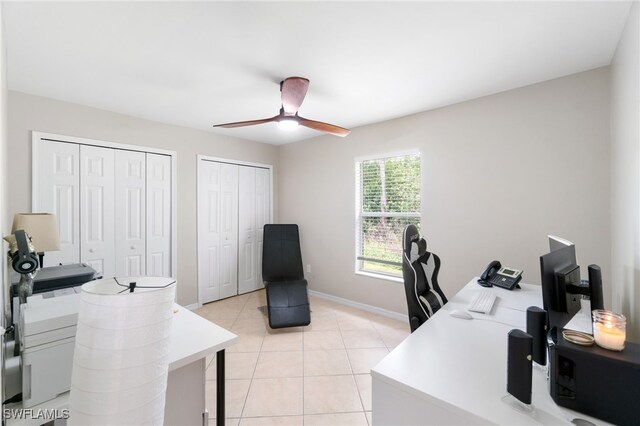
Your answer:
198,159 -> 271,304
33,134 -> 174,278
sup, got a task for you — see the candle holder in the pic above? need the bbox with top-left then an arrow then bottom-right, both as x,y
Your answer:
592,309 -> 626,351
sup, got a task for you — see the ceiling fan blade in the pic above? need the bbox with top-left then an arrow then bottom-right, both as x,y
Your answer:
213,116 -> 278,129
297,116 -> 351,137
281,77 -> 310,115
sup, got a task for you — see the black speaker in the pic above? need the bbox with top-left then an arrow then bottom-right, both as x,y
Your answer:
507,329 -> 533,405
526,307 -> 547,366
11,230 -> 38,274
588,264 -> 604,311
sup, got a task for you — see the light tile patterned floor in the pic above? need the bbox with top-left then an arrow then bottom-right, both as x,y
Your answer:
193,289 -> 410,426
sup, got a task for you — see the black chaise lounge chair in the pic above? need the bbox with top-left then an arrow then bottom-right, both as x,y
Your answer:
262,224 -> 311,329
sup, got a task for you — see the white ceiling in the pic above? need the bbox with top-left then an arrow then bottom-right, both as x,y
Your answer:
3,1 -> 632,145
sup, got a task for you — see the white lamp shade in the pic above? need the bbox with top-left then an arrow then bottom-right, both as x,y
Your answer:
69,277 -> 176,425
11,213 -> 61,252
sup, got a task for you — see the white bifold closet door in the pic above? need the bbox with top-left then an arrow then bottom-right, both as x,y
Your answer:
238,166 -> 270,294
36,141 -> 80,267
198,160 -> 270,304
34,135 -> 173,278
198,161 -> 239,303
80,145 -> 115,277
114,150 -> 146,277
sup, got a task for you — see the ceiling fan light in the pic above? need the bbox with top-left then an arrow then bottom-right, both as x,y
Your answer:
277,118 -> 299,132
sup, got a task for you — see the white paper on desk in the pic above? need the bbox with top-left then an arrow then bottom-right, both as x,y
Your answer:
563,310 -> 593,335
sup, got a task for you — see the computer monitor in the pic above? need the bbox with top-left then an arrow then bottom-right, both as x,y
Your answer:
548,236 -> 580,282
539,244 -> 578,316
548,235 -> 574,252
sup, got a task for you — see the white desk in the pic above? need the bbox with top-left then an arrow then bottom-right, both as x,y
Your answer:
6,305 -> 238,426
372,279 -> 608,425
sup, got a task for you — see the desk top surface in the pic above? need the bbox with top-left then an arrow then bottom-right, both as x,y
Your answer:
372,278 -> 608,426
5,304 -> 237,425
168,304 -> 237,371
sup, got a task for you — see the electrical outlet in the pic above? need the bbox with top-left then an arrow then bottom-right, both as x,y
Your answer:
306,264 -> 311,273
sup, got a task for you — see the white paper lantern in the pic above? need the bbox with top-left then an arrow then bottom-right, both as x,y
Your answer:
69,277 -> 176,425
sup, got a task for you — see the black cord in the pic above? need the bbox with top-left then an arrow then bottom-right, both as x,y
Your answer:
114,277 -> 176,293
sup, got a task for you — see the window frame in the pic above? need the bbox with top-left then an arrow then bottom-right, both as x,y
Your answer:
354,149 -> 421,282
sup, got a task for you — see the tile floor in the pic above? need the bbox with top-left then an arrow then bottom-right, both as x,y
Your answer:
193,289 -> 410,426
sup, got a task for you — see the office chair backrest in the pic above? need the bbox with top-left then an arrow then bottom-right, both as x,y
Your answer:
402,224 -> 448,332
262,224 -> 304,282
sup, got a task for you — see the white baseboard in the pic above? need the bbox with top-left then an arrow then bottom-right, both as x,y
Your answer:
185,291 -> 406,321
182,303 -> 199,311
308,290 -> 407,323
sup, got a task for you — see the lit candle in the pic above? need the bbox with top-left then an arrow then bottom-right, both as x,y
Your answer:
592,310 -> 626,351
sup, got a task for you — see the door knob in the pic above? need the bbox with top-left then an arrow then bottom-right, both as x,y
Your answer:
131,245 -> 136,250
89,248 -> 95,253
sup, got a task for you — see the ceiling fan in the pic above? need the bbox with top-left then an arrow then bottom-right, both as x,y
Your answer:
213,77 -> 350,137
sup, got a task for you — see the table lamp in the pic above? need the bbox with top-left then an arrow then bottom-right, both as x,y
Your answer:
12,213 -> 60,267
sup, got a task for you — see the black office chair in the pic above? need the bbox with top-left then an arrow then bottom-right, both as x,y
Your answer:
402,224 -> 448,332
262,224 -> 311,329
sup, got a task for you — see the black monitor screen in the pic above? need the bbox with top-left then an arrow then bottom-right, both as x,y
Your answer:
539,245 -> 577,314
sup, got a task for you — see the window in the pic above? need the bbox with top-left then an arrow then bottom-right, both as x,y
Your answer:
355,152 -> 421,278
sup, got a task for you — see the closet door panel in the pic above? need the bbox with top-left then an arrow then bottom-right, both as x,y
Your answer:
80,145 -> 115,277
115,150 -> 146,277
219,163 -> 239,299
198,161 -> 239,303
35,141 -> 80,267
255,167 -> 270,290
146,154 -> 172,277
238,166 -> 256,294
198,161 -> 222,303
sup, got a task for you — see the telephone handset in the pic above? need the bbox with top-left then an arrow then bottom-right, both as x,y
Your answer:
478,260 -> 523,290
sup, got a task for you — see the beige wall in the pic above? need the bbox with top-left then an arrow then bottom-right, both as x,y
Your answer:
610,2 -> 639,342
5,67 -> 614,316
279,68 -> 611,315
6,91 -> 279,306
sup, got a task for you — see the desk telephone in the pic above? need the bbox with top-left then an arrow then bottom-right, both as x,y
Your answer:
478,260 -> 523,290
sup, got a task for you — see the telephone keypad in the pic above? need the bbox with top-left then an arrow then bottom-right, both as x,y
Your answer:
489,274 -> 520,289
489,275 -> 506,286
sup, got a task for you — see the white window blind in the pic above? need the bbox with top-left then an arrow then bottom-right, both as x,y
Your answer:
355,152 -> 421,278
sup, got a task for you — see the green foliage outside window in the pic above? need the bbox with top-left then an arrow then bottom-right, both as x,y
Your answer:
361,155 -> 420,213
358,154 -> 421,277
